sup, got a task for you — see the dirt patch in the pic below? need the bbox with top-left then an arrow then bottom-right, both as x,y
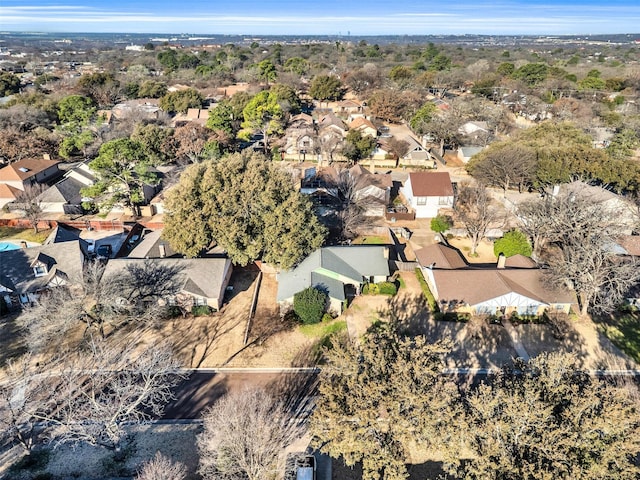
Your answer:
1,424 -> 201,480
447,237 -> 497,264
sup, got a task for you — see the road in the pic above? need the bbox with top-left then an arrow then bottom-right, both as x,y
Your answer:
163,369 -> 319,420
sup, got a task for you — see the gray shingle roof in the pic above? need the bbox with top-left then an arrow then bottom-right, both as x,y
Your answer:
128,230 -> 180,259
0,241 -> 86,294
38,177 -> 85,204
277,246 -> 390,302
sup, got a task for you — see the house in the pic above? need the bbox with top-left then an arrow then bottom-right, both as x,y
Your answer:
283,125 -> 317,161
400,136 -> 436,168
127,229 -> 182,259
400,172 -> 454,218
458,121 -> 489,137
37,160 -> 97,214
337,100 -> 363,115
457,145 -> 484,164
0,240 -> 87,308
415,243 -> 575,316
349,117 -> 378,138
277,246 -> 391,313
0,183 -> 22,209
318,113 -> 348,137
103,257 -> 233,311
0,156 -> 61,192
558,181 -> 638,234
112,99 -> 161,120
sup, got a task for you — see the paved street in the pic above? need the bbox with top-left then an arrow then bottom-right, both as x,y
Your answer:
163,370 -> 319,420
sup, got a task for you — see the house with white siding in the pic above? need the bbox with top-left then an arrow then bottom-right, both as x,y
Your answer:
400,172 -> 454,218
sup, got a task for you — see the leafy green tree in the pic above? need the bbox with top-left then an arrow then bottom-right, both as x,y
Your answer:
56,95 -> 96,159
131,124 -> 175,165
159,88 -> 203,114
512,63 -> 548,85
269,83 -> 301,114
389,65 -> 413,85
293,287 -> 328,325
283,56 -> 309,75
309,75 -> 344,103
138,80 -> 167,98
448,353 -> 640,480
409,102 -> 437,135
343,129 -> 376,164
57,95 -> 95,124
311,322 -> 455,480
429,53 -> 452,71
607,128 -> 640,161
430,214 -> 453,234
77,72 -> 121,106
240,90 -> 285,152
493,229 -> 532,257
496,62 -> 515,76
207,101 -> 235,135
82,138 -> 159,215
0,71 -> 21,96
163,152 -> 326,268
256,59 -> 277,85
157,49 -> 178,71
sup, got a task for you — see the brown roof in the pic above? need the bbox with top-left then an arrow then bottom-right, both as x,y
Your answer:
0,183 -> 22,199
504,254 -> 538,268
0,158 -> 60,182
349,117 -> 377,132
432,268 -> 575,306
617,235 -> 640,256
415,244 -> 468,269
407,172 -> 453,197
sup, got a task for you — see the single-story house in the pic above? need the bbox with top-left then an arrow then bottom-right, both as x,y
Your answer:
457,145 -> 484,164
277,246 -> 391,313
102,257 -> 233,311
400,171 -> 454,218
415,243 -> 575,316
349,117 -> 377,138
0,239 -> 87,308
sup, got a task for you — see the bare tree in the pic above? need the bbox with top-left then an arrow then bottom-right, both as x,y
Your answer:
454,182 -> 503,256
467,143 -> 537,194
18,260 -> 185,349
197,388 -> 304,480
136,452 -> 187,480
12,184 -> 47,233
518,191 -> 640,315
1,342 -> 185,453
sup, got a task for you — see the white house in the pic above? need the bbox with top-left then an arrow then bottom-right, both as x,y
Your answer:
401,171 -> 454,218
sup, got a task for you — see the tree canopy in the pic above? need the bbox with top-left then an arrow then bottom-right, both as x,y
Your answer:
493,229 -> 532,257
311,321 -> 454,480
163,152 -> 326,268
309,75 -> 344,102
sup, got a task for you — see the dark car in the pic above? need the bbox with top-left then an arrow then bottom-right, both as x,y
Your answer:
96,244 -> 112,259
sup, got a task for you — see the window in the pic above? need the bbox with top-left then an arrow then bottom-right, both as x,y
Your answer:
195,296 -> 207,306
438,196 -> 450,205
33,265 -> 47,277
416,197 -> 427,206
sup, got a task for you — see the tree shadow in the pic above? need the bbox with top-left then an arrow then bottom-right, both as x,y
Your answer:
0,311 -> 27,366
163,374 -> 229,420
267,371 -> 319,425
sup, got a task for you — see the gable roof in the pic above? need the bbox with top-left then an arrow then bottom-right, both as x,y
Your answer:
38,176 -> 86,204
128,230 -> 181,259
43,224 -> 83,245
0,241 -> 86,294
349,117 -> 377,132
407,172 -> 453,197
0,183 -> 21,200
0,158 -> 60,182
504,254 -> 538,268
415,244 -> 468,269
277,246 -> 390,302
102,257 -> 232,301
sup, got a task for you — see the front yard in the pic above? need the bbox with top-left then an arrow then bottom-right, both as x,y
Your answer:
594,310 -> 640,365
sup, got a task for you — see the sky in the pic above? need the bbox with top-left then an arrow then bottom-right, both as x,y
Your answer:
1,0 -> 640,36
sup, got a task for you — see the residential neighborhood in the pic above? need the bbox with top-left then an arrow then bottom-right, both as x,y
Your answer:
1,26 -> 640,480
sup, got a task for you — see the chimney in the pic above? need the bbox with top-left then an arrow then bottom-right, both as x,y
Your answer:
43,153 -> 51,161
497,253 -> 506,269
383,247 -> 389,259
20,241 -> 27,249
158,243 -> 166,258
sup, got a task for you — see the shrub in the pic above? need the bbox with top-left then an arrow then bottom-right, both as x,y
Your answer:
191,305 -> 212,316
9,450 -> 50,473
321,313 -> 334,323
415,268 -> 439,312
378,281 -> 398,296
493,229 -> 532,258
293,286 -> 328,325
430,214 -> 453,234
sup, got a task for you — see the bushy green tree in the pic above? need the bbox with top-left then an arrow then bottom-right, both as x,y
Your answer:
409,102 -> 438,135
343,129 -> 376,163
493,229 -> 532,257
309,75 -> 344,103
0,71 -> 21,96
430,214 -> 453,234
311,322 -> 455,480
163,152 -> 326,268
448,353 -> 640,479
159,88 -> 203,114
293,287 -> 328,325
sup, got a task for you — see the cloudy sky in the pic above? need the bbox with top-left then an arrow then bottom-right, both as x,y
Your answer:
1,0 -> 639,35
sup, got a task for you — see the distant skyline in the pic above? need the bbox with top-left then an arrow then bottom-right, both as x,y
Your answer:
1,0 -> 640,36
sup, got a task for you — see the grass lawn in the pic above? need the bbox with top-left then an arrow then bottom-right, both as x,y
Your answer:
596,311 -> 640,363
352,235 -> 387,245
0,226 -> 51,244
299,318 -> 347,338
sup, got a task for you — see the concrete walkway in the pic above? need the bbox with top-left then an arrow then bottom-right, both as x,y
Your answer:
502,319 -> 530,361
